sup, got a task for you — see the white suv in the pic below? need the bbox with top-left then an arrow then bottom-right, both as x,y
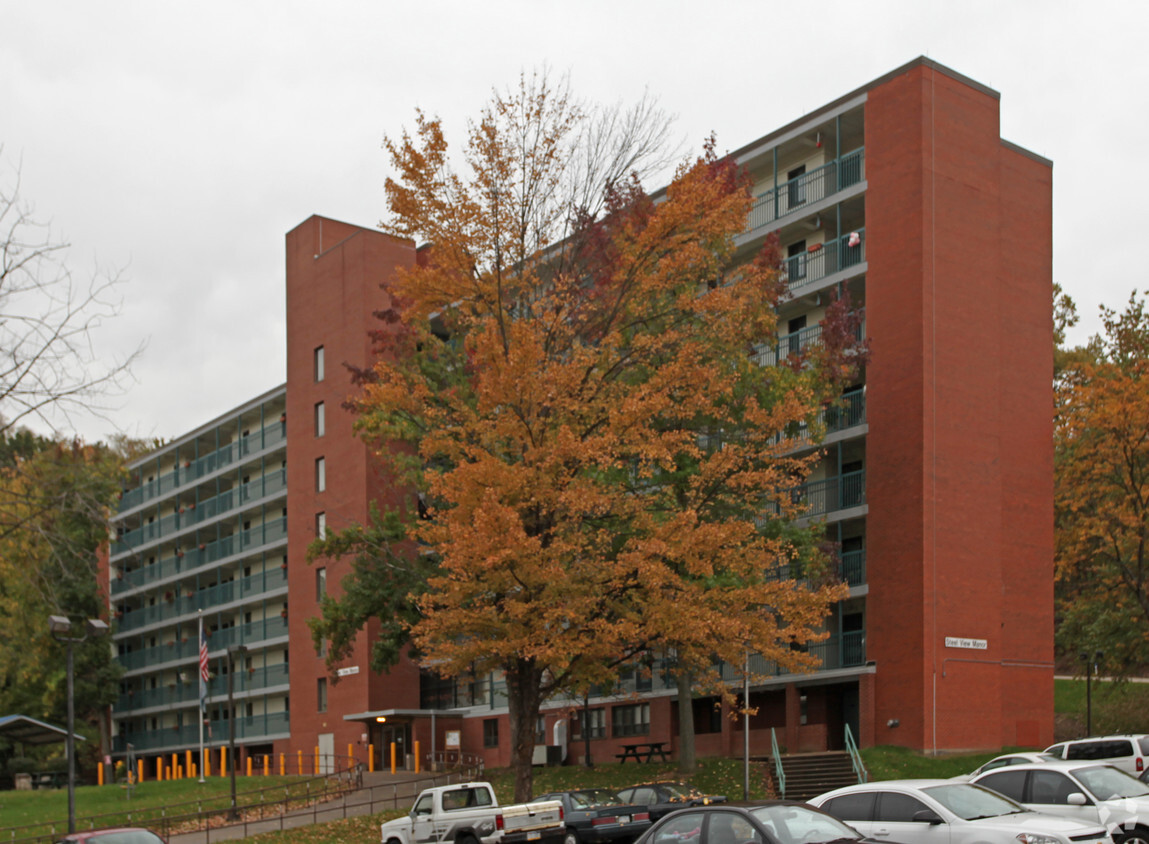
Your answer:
1044,736 -> 1149,776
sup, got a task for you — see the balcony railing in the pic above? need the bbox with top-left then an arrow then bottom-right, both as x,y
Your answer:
113,469 -> 287,557
841,548 -> 866,586
794,470 -> 866,517
745,629 -> 867,676
114,664 -> 291,714
119,421 -> 286,512
747,148 -> 865,233
112,711 -> 290,753
751,315 -> 865,369
113,517 -> 289,600
783,229 -> 866,294
117,617 -> 289,673
115,567 -> 287,625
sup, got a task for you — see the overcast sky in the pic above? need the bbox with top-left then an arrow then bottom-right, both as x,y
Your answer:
0,1 -> 1142,442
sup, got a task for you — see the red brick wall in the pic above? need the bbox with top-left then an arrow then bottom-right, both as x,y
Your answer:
284,216 -> 418,760
865,64 -> 1052,751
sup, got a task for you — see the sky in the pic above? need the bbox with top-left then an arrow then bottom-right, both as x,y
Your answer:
0,0 -> 1143,442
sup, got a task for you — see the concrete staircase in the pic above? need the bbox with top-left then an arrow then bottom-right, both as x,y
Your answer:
773,751 -> 860,801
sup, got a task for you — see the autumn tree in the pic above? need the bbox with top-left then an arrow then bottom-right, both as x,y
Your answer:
0,433 -> 124,765
1055,291 -> 1149,675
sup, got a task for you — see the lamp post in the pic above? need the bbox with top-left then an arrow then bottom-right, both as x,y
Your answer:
1080,650 -> 1104,736
49,614 -> 109,834
226,644 -> 248,820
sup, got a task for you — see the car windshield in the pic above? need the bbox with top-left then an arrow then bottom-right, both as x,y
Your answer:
61,833 -> 165,844
1074,766 -> 1149,800
663,783 -> 701,800
751,805 -> 861,844
922,784 -> 1025,820
570,790 -> 624,809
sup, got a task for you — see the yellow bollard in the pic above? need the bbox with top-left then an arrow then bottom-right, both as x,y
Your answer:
205,750 -> 211,778
314,746 -> 319,775
263,754 -> 269,776
172,753 -> 178,779
98,763 -> 104,786
348,743 -> 353,770
186,750 -> 193,779
280,752 -> 285,776
368,744 -> 374,772
191,762 -> 197,778
138,759 -> 145,783
156,757 -> 163,781
220,746 -> 227,777
414,741 -> 420,773
390,741 -> 396,774
246,756 -> 252,776
297,749 -> 303,774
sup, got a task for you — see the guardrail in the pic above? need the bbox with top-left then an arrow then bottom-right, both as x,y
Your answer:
771,727 -> 786,798
845,723 -> 868,783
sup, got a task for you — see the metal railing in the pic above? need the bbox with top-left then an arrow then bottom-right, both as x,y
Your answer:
784,228 -> 866,294
113,711 -> 291,753
841,548 -> 866,586
845,722 -> 868,783
747,148 -> 865,232
771,727 -> 786,798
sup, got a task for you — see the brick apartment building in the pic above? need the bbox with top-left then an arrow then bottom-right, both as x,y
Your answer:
106,56 -> 1053,772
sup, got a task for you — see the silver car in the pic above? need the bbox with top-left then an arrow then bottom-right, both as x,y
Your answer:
810,779 -> 1111,844
973,761 -> 1149,844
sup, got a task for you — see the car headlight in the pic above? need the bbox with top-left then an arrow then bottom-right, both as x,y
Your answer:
1015,834 -> 1062,844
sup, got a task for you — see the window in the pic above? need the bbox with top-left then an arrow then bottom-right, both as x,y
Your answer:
822,792 -> 876,822
316,567 -> 327,600
787,164 -> 807,208
315,457 -> 326,492
314,402 -> 325,437
977,770 -> 1027,802
483,718 -> 499,748
612,702 -> 650,737
875,792 -> 930,822
787,239 -> 807,281
316,512 -> 326,536
1029,770 -> 1078,805
655,813 -> 704,844
575,708 -> 605,739
314,346 -> 325,382
317,677 -> 327,713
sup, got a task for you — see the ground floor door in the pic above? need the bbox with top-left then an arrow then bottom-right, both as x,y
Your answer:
379,723 -> 412,769
318,732 -> 334,774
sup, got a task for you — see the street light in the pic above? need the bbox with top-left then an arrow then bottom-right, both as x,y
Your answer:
49,614 -> 109,834
1080,650 -> 1104,736
226,644 -> 248,820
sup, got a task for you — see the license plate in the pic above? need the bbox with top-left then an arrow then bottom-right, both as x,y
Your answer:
618,817 -> 630,825
528,832 -> 540,841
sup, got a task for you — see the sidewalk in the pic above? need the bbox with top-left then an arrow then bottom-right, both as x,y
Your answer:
169,770 -> 466,844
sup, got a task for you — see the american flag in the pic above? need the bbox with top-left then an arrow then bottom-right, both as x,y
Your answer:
199,627 -> 209,706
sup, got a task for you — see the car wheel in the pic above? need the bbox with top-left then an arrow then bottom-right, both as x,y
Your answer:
564,831 -> 580,844
1118,829 -> 1149,844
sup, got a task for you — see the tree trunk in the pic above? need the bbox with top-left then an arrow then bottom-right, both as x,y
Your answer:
505,658 -> 545,802
676,670 -> 696,774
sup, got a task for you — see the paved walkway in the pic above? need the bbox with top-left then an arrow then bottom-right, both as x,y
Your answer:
169,770 -> 470,844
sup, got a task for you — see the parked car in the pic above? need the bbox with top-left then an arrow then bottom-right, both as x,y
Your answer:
632,801 -> 881,844
953,753 -> 1059,781
533,790 -> 652,844
810,779 -> 1111,844
1043,736 -> 1149,776
972,760 -> 1149,844
56,830 -> 166,844
615,783 -> 728,822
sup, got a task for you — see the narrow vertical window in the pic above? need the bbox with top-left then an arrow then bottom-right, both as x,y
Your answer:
315,512 -> 326,537
314,402 -> 325,437
316,567 -> 327,601
317,677 -> 327,712
314,346 -> 325,382
315,457 -> 326,492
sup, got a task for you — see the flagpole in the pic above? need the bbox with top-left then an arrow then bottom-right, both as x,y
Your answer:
198,609 -> 206,783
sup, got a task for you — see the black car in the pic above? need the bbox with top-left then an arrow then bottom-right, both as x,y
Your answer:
534,790 -> 653,844
615,783 -> 728,823
632,801 -> 881,844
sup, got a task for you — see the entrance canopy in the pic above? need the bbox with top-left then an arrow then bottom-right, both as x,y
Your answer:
0,714 -> 85,745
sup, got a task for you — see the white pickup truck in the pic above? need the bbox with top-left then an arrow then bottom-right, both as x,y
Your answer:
381,782 -> 565,844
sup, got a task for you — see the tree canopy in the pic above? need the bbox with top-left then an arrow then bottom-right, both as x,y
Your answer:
311,73 -> 860,799
1055,291 -> 1149,675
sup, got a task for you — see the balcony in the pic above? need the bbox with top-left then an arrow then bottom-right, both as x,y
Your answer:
745,629 -> 866,676
115,664 -> 290,714
794,470 -> 866,518
751,315 -> 865,370
117,617 -> 288,672
841,548 -> 866,587
119,420 -> 286,512
115,568 -> 287,629
113,470 -> 287,558
783,229 -> 866,294
112,711 -> 290,754
113,517 -> 289,600
747,148 -> 865,234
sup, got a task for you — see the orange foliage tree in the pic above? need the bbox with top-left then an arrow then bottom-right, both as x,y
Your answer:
1055,291 -> 1149,675
350,74 -> 857,799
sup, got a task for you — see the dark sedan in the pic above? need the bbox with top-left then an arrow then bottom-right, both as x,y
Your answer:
615,783 -> 728,822
632,801 -> 882,844
534,789 -> 653,844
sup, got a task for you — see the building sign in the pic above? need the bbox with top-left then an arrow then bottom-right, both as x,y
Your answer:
445,730 -> 461,749
337,665 -> 360,677
945,637 -> 987,650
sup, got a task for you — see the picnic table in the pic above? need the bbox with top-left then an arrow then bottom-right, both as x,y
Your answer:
32,771 -> 67,789
615,741 -> 669,763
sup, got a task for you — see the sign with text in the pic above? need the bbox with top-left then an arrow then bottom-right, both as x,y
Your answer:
337,665 -> 360,677
445,730 -> 461,749
945,637 -> 988,650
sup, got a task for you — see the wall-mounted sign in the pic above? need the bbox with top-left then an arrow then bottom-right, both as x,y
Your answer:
337,665 -> 360,677
445,730 -> 461,749
945,637 -> 987,650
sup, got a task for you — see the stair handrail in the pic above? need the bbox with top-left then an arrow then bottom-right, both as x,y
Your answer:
771,726 -> 786,797
844,723 -> 868,783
